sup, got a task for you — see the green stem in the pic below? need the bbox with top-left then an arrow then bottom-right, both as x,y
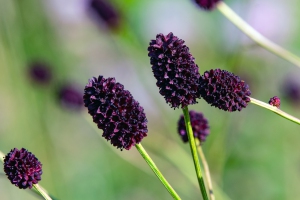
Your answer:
135,143 -> 181,200
83,114 -> 180,199
182,106 -> 209,200
196,139 -> 215,200
249,97 -> 300,125
216,1 -> 300,68
33,184 -> 52,200
83,113 -> 154,176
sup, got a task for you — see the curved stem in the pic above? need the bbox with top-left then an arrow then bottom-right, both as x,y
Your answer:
216,1 -> 300,68
196,139 -> 215,200
33,184 -> 52,200
182,106 -> 209,200
249,97 -> 300,125
135,143 -> 181,200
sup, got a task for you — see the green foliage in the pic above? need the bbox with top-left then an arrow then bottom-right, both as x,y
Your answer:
0,0 -> 299,199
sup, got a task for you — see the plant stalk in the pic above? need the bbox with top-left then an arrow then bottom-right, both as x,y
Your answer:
83,114 -> 181,199
196,139 -> 215,200
33,184 -> 53,200
135,143 -> 181,200
182,106 -> 209,200
217,1 -> 300,68
249,97 -> 300,125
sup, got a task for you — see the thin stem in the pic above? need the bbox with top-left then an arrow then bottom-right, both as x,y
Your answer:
83,113 -> 158,175
182,106 -> 209,200
83,114 -> 180,199
33,184 -> 52,200
249,97 -> 300,125
216,1 -> 300,68
195,139 -> 215,200
135,143 -> 181,200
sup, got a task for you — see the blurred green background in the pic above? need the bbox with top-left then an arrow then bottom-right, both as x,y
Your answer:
0,0 -> 300,199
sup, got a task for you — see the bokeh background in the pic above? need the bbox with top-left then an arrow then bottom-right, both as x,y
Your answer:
1,0 -> 300,199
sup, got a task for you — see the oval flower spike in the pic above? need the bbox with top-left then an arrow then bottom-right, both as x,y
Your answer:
148,32 -> 201,109
178,110 -> 210,144
3,148 -> 42,189
83,76 -> 148,150
199,69 -> 251,112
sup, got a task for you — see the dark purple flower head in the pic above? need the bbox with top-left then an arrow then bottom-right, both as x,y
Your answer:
283,79 -> 300,103
83,76 -> 148,150
199,69 -> 251,112
148,32 -> 201,109
269,96 -> 280,108
178,111 -> 210,144
89,0 -> 120,29
3,148 -> 42,189
28,62 -> 52,85
58,84 -> 84,110
194,0 -> 221,10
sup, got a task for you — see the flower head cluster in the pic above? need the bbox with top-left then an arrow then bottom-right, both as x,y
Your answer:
83,76 -> 148,150
3,148 -> 42,189
199,69 -> 251,112
178,111 -> 210,144
58,84 -> 83,110
90,0 -> 120,29
194,0 -> 221,10
28,61 -> 52,85
283,78 -> 300,103
269,96 -> 280,108
148,32 -> 201,109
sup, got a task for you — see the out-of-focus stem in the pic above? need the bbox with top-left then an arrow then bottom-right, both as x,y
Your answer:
217,1 -> 300,68
182,106 -> 209,200
196,139 -> 215,200
249,97 -> 300,125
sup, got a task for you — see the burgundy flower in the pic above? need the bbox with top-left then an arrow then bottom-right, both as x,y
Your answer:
178,111 -> 210,144
89,0 -> 120,29
269,96 -> 280,108
194,0 -> 221,10
83,76 -> 148,150
3,148 -> 42,189
199,69 -> 251,112
148,32 -> 201,109
28,62 -> 52,85
58,84 -> 83,110
283,79 -> 300,103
